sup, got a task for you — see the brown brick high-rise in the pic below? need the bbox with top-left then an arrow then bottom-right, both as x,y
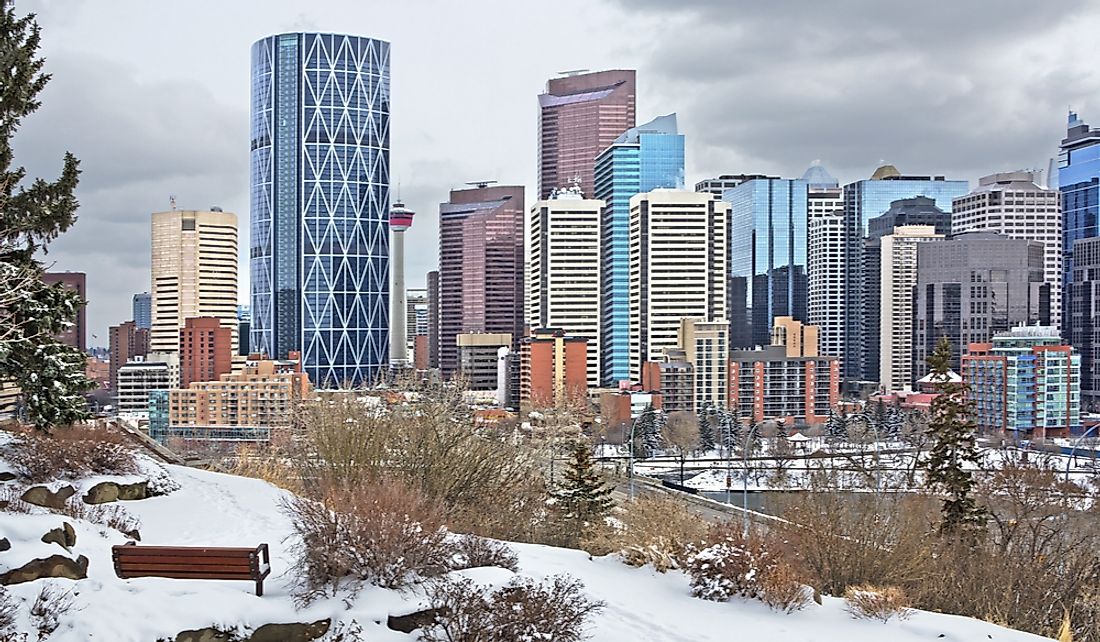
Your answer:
538,70 -> 635,199
43,272 -> 86,352
438,185 -> 525,378
180,317 -> 233,387
109,321 -> 149,392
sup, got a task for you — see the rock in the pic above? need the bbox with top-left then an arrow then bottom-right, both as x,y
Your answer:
0,538 -> 9,552
0,554 -> 88,585
387,608 -> 447,633
248,620 -> 331,642
41,522 -> 77,550
83,480 -> 149,504
20,485 -> 76,509
0,471 -> 16,482
174,629 -> 235,642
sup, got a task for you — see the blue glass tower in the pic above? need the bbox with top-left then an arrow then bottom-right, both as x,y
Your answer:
726,179 -> 809,349
594,114 -> 684,385
840,167 -> 968,380
1060,111 -> 1100,338
250,33 -> 391,388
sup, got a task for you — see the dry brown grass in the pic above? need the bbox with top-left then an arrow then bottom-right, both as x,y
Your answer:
843,585 -> 912,622
584,495 -> 709,572
3,424 -> 137,482
449,534 -> 519,572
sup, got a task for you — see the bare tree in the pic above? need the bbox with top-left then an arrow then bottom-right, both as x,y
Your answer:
664,411 -> 698,484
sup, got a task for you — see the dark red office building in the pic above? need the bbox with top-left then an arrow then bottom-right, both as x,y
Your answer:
43,272 -> 86,352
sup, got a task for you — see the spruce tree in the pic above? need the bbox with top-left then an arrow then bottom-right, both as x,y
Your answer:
0,1 -> 91,430
924,336 -> 987,536
697,404 -> 716,452
555,442 -> 614,525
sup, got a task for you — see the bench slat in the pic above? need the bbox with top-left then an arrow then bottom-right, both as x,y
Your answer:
114,547 -> 257,557
117,561 -> 255,573
119,571 -> 260,580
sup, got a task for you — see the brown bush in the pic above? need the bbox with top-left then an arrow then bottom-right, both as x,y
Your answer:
0,586 -> 17,641
584,495 -> 709,572
420,575 -> 603,642
4,424 -> 137,482
282,477 -> 453,604
449,534 -> 519,572
685,523 -> 809,612
843,585 -> 912,622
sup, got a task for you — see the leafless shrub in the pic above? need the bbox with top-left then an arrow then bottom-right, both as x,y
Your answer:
843,585 -> 912,622
0,586 -> 20,642
4,425 -> 137,482
685,523 -> 809,613
29,585 -> 73,642
282,477 -> 453,604
0,486 -> 32,514
449,535 -> 519,572
52,500 -> 141,540
419,575 -> 603,642
584,495 -> 708,572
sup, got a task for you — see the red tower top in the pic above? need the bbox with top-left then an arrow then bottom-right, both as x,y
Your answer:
390,202 -> 415,231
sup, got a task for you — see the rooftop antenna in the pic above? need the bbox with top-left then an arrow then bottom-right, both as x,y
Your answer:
169,195 -> 177,211
466,180 -> 498,189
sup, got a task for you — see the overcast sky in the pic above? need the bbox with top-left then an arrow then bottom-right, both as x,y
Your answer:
13,0 -> 1100,344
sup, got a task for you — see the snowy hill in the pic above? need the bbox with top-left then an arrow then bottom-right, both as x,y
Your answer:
0,446 -> 1053,641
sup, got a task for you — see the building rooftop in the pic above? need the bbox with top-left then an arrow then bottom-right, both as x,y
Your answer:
613,113 -> 678,145
801,162 -> 838,189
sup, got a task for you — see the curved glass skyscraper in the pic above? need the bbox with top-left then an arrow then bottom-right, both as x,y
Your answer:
250,32 -> 391,388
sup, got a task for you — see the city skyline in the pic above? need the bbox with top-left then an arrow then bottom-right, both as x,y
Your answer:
15,1 -> 1099,344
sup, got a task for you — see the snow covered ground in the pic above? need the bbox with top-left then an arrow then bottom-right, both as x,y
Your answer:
0,449 -> 1055,641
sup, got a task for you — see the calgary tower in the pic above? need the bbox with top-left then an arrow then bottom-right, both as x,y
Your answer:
389,201 -> 415,368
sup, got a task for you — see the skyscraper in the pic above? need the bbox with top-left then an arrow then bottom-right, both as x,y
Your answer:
109,320 -> 148,393
150,209 -> 238,355
438,185 -> 525,378
250,33 -> 391,388
1059,111 -> 1100,337
594,114 -> 685,385
43,272 -> 86,352
132,292 -> 152,330
426,271 -> 440,369
804,165 -> 844,359
953,172 -> 1062,328
1068,236 -> 1100,409
841,166 -> 968,379
628,190 -> 728,383
914,232 -> 1049,375
726,177 -> 809,349
529,188 -> 603,388
538,69 -> 636,200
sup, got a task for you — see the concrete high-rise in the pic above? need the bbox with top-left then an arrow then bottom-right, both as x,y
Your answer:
43,272 -> 86,352
840,166 -> 968,380
914,232 -> 1049,375
538,69 -> 636,200
595,114 -> 685,385
389,202 -> 415,368
867,226 -> 944,392
805,165 -> 845,360
150,209 -> 238,356
109,321 -> 149,393
953,171 -> 1062,327
726,177 -> 809,349
695,174 -> 773,197
628,190 -> 728,383
132,292 -> 152,330
1060,112 -> 1100,339
529,188 -> 603,388
438,185 -> 524,378
250,33 -> 391,388
427,271 -> 440,369
678,318 -> 729,413
179,317 -> 234,388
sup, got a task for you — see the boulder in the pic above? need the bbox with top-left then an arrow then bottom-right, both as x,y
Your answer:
83,480 -> 149,505
0,554 -> 88,585
0,537 -> 9,552
174,629 -> 235,642
20,485 -> 76,509
248,620 -> 331,642
0,471 -> 16,482
387,608 -> 447,633
41,522 -> 77,550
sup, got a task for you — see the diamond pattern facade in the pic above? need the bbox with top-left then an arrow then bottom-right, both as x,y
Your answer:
250,33 -> 391,388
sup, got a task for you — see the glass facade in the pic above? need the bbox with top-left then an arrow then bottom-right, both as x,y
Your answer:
594,114 -> 684,385
1060,112 -> 1100,337
250,33 -> 391,388
726,178 -> 809,349
841,175 -> 968,379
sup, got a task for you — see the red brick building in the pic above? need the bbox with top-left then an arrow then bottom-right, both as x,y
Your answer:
180,317 -> 233,387
43,272 -> 86,352
109,320 -> 149,391
519,328 -> 588,410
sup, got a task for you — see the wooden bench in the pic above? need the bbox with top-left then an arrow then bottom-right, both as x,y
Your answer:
112,543 -> 271,596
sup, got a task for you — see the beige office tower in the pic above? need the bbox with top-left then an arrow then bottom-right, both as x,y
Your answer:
150,209 -> 239,355
628,190 -> 728,383
878,225 -> 944,392
529,189 -> 603,388
806,168 -> 844,361
678,318 -> 729,411
952,171 -> 1062,327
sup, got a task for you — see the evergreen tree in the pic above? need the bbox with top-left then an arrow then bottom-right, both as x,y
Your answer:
719,408 -> 741,457
555,442 -> 614,524
825,409 -> 849,442
0,2 -> 91,430
644,408 -> 666,456
697,404 -> 716,452
924,336 -> 987,536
